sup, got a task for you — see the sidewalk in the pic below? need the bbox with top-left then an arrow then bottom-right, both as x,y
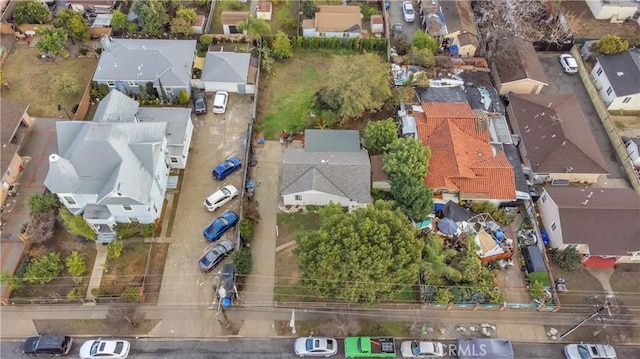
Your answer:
85,244 -> 107,299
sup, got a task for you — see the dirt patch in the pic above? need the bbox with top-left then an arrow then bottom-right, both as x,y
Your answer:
1,45 -> 97,117
11,226 -> 96,303
100,242 -> 150,295
611,115 -> 640,138
548,262 -> 604,312
34,319 -> 159,337
274,246 -> 302,302
141,243 -> 169,304
560,1 -> 640,45
609,264 -> 640,317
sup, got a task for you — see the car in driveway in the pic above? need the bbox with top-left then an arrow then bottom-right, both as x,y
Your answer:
564,343 -> 616,359
400,340 -> 445,358
79,339 -> 130,359
213,91 -> 229,114
204,185 -> 238,212
203,210 -> 239,241
294,336 -> 338,357
559,54 -> 578,74
212,156 -> 242,180
22,335 -> 73,356
193,92 -> 207,115
199,239 -> 234,272
402,1 -> 415,23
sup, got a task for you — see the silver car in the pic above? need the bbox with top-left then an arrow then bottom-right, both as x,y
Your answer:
401,340 -> 445,358
294,336 -> 338,357
564,343 -> 616,359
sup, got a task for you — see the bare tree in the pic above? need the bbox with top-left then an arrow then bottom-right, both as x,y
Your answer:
473,0 -> 547,42
25,212 -> 56,243
543,11 -> 582,45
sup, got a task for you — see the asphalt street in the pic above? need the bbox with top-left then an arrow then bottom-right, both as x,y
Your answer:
2,339 -> 639,359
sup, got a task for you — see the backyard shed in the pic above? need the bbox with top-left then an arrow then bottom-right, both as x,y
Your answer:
523,245 -> 547,273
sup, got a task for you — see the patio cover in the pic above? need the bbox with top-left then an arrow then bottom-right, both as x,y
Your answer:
442,200 -> 472,222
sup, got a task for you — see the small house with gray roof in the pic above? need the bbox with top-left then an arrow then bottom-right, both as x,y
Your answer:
199,51 -> 257,94
44,121 -> 170,242
281,129 -> 371,208
93,37 -> 197,100
92,89 -> 193,169
590,48 -> 640,111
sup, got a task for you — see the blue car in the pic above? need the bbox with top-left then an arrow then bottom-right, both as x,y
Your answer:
212,156 -> 242,180
203,210 -> 239,241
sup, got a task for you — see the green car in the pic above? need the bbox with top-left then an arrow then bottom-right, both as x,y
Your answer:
345,337 -> 396,358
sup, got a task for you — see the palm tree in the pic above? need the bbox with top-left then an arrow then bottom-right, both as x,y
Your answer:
236,16 -> 271,46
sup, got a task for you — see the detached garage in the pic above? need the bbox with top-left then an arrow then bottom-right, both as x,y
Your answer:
201,51 -> 258,94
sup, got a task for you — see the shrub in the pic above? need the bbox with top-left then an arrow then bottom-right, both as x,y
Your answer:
529,280 -> 545,301
199,34 -> 213,46
106,240 -> 124,260
177,89 -> 189,105
14,0 -> 50,25
551,247 -> 582,271
91,287 -> 111,297
60,207 -> 97,240
404,46 -> 435,68
115,223 -> 139,239
122,287 -> 144,302
78,48 -> 88,56
230,248 -> 252,275
127,22 -> 139,32
66,287 -> 84,300
140,224 -> 156,238
433,287 -> 453,305
24,253 -> 62,285
72,104 -> 79,113
65,251 -> 87,284
27,193 -> 58,214
271,31 -> 293,59
239,218 -> 254,242
0,271 -> 23,291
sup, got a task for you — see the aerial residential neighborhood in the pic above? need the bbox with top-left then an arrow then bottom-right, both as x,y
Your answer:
1,0 -> 639,358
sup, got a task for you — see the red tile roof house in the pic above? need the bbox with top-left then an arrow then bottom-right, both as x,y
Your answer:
417,102 -> 517,205
536,187 -> 640,267
506,94 -> 609,185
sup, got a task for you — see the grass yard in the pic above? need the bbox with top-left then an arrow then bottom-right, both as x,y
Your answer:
100,242 -> 150,296
268,2 -> 300,37
257,50 -> 350,139
1,45 -> 97,117
276,212 -> 320,247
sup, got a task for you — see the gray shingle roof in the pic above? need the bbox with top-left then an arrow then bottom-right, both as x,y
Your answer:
93,89 -> 139,123
44,121 -> 167,205
596,48 -> 640,97
304,129 -> 361,152
201,52 -> 251,83
281,149 -> 371,204
94,38 -> 196,87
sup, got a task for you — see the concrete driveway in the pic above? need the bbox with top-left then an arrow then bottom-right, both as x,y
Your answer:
153,93 -> 252,336
537,53 -> 627,183
387,0 -> 421,41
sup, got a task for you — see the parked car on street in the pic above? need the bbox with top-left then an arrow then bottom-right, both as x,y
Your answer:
402,1 -> 415,23
193,92 -> 207,115
294,336 -> 338,357
204,185 -> 238,212
213,91 -> 229,114
203,210 -> 239,241
22,335 -> 73,356
564,343 -> 617,359
559,54 -> 578,74
400,340 -> 445,358
212,156 -> 242,180
79,339 -> 130,359
199,239 -> 234,272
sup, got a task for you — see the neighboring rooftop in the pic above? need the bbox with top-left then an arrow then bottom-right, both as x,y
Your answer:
304,129 -> 361,152
201,52 -> 254,84
491,38 -> 548,84
315,5 -> 362,33
596,48 -> 640,97
0,99 -> 28,175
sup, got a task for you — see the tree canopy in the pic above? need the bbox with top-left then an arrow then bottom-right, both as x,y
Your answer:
590,34 -> 630,55
390,176 -> 433,222
133,0 -> 170,36
295,201 -> 424,303
363,118 -> 398,154
315,53 -> 393,122
236,16 -> 271,42
53,8 -> 89,42
34,27 -> 68,56
412,30 -> 438,53
271,31 -> 293,59
110,10 -> 129,31
14,0 -> 50,25
383,137 -> 430,179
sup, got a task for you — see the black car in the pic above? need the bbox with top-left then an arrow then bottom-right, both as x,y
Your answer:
193,92 -> 207,115
23,335 -> 73,356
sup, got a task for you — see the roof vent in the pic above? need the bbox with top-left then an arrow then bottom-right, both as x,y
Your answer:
49,154 -> 60,162
616,72 -> 624,76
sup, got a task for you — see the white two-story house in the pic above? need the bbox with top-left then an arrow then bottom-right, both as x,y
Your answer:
590,48 -> 640,111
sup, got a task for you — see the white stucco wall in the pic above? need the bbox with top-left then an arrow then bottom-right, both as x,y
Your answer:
283,190 -> 354,207
536,190 -> 564,248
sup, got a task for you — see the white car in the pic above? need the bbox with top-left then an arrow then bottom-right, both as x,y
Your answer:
559,54 -> 578,74
204,185 -> 238,212
401,340 -> 445,358
213,91 -> 229,114
564,343 -> 617,359
294,336 -> 338,357
79,339 -> 130,359
402,1 -> 416,23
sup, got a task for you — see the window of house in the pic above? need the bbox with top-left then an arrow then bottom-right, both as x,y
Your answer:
106,81 -> 116,87
606,87 -> 613,95
154,204 -> 158,213
551,223 -> 557,231
295,195 -> 302,201
5,168 -> 11,176
623,97 -> 632,104
551,178 -> 570,186
342,32 -> 349,37
319,33 -> 326,37
129,217 -> 139,223
122,204 -> 133,211
170,157 -> 179,163
127,81 -> 138,87
596,67 -> 602,76
64,196 -> 77,205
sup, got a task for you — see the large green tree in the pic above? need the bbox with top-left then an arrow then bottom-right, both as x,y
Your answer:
53,8 -> 89,42
383,137 -> 430,179
389,176 -> 433,222
295,201 -> 424,303
133,0 -> 170,36
315,53 -> 393,122
412,30 -> 438,53
363,118 -> 398,154
110,10 -> 129,31
35,27 -> 68,56
14,0 -> 50,25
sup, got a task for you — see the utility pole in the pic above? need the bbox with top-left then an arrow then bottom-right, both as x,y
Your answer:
559,299 -> 610,340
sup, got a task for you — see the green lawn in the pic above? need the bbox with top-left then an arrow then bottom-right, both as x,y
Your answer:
276,212 -> 321,246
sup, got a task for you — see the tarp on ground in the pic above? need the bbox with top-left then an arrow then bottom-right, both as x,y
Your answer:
523,245 -> 547,273
442,200 -> 472,222
456,338 -> 514,359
